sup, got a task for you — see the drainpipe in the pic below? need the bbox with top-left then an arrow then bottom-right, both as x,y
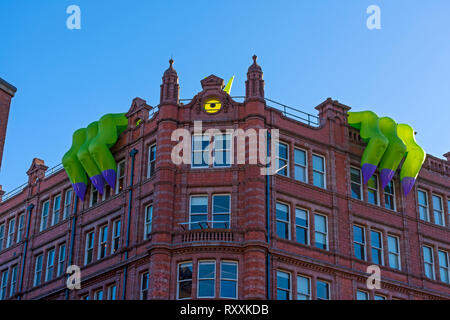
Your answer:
17,203 -> 34,300
266,131 -> 271,300
122,148 -> 138,300
65,194 -> 79,300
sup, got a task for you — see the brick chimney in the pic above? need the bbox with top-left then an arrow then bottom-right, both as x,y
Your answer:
245,55 -> 265,102
26,158 -> 48,185
160,59 -> 180,106
0,77 -> 17,172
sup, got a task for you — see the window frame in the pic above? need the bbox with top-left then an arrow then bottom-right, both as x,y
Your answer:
191,135 -> 211,169
296,274 -> 311,300
212,194 -> 231,229
276,270 -> 291,300
213,133 -> 232,168
177,261 -> 193,300
384,180 -> 396,211
314,214 -> 328,250
84,231 -> 95,265
432,194 -> 444,226
57,244 -> 66,277
356,290 -> 369,300
115,160 -> 126,194
370,229 -> 384,266
52,194 -> 61,226
112,219 -> 121,254
140,272 -> 149,300
197,260 -> 216,299
63,189 -> 72,220
45,248 -> 55,282
219,260 -> 238,299
40,200 -> 50,232
316,279 -> 330,300
438,250 -> 450,284
294,147 -> 308,183
275,142 -> 289,177
276,202 -> 290,240
423,245 -> 435,280
147,144 -> 157,178
367,174 -> 380,206
6,217 -> 15,248
312,154 -> 326,189
353,225 -> 366,261
350,166 -> 363,201
189,195 -> 208,230
144,205 -> 153,239
417,189 -> 430,222
295,207 -> 309,245
34,254 -> 43,287
387,235 -> 401,270
98,225 -> 108,260
17,214 -> 25,243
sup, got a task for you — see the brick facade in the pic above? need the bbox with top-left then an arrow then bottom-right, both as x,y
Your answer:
0,58 -> 449,300
0,77 -> 16,174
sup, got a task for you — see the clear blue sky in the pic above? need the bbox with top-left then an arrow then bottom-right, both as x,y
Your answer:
0,0 -> 449,192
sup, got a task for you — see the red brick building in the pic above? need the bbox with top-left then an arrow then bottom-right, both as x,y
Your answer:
0,77 -> 16,173
0,58 -> 449,300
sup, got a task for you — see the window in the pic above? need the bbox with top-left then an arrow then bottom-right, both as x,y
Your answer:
220,261 -> 237,299
384,181 -> 396,211
357,290 -> 369,300
0,224 -> 4,251
438,250 -> 449,284
46,249 -> 55,281
295,208 -> 308,245
314,214 -> 328,250
80,294 -> 90,300
52,195 -> 61,226
34,254 -> 43,286
140,272 -> 149,300
212,195 -> 230,229
40,200 -> 50,231
177,262 -> 193,300
90,186 -> 99,207
294,148 -> 307,182
276,270 -> 291,300
417,190 -> 429,222
297,275 -> 311,300
213,134 -> 231,167
116,160 -> 126,194
0,270 -> 8,300
350,167 -> 363,200
63,190 -> 72,220
198,261 -> 216,298
353,225 -> 366,260
189,196 -> 208,230
312,154 -> 325,188
112,220 -> 121,254
276,142 -> 289,177
432,195 -> 444,226
17,214 -> 25,243
423,246 -> 435,280
371,230 -> 383,265
316,280 -> 330,300
368,175 -> 379,205
94,289 -> 103,300
144,205 -> 153,239
374,294 -> 386,300
192,135 -> 210,168
387,235 -> 401,270
85,232 -> 94,265
98,225 -> 108,259
107,284 -> 117,300
10,266 -> 17,297
6,218 -> 15,248
148,144 -> 156,178
276,202 -> 290,240
57,244 -> 66,277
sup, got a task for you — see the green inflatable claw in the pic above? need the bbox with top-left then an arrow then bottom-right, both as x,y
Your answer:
62,113 -> 128,201
348,111 -> 425,196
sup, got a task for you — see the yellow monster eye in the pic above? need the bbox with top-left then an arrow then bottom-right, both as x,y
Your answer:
204,98 -> 222,114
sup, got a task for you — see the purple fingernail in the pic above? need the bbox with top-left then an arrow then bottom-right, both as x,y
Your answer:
362,163 -> 377,184
380,169 -> 395,189
72,182 -> 87,201
102,169 -> 117,190
90,175 -> 105,195
402,177 -> 416,196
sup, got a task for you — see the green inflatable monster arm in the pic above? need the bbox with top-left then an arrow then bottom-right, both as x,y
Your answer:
62,113 -> 128,201
348,111 -> 426,196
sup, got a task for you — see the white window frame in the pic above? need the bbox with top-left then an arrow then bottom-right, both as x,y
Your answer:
107,284 -> 117,300
295,208 -> 309,245
276,270 -> 291,300
191,135 -> 211,169
312,154 -> 326,189
316,280 -> 330,300
353,225 -> 366,261
34,254 -> 43,286
350,167 -> 363,200
197,260 -> 216,299
84,231 -> 95,265
115,160 -> 126,194
57,244 -> 66,277
438,250 -> 450,284
6,218 -> 15,248
63,189 -> 72,220
219,260 -> 238,299
10,266 -> 17,297
45,248 -> 55,282
276,202 -> 290,240
294,147 -> 307,183
276,142 -> 289,177
367,174 -> 380,206
112,219 -> 121,254
432,194 -> 445,226
384,180 -> 396,211
17,214 -> 25,243
423,245 -> 435,280
51,195 -> 61,226
40,200 -> 50,232
89,186 -> 100,208
417,189 -> 430,222
189,195 -> 208,230
296,274 -> 311,300
212,194 -> 231,229
177,261 -> 193,300
213,134 -> 232,168
98,225 -> 108,260
370,229 -> 384,266
387,235 -> 401,270
140,272 -> 149,300
314,214 -> 328,251
144,205 -> 153,239
147,144 -> 156,178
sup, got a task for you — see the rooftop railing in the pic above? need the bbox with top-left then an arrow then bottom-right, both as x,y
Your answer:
2,182 -> 28,202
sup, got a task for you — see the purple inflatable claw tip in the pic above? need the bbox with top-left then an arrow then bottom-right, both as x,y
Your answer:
72,183 -> 87,201
361,163 -> 377,184
102,169 -> 117,190
90,175 -> 105,195
380,169 -> 395,189
402,177 -> 416,196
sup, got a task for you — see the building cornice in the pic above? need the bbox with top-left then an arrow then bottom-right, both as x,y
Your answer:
0,77 -> 17,97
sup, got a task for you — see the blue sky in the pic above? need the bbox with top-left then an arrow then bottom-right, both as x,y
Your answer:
0,0 -> 449,192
